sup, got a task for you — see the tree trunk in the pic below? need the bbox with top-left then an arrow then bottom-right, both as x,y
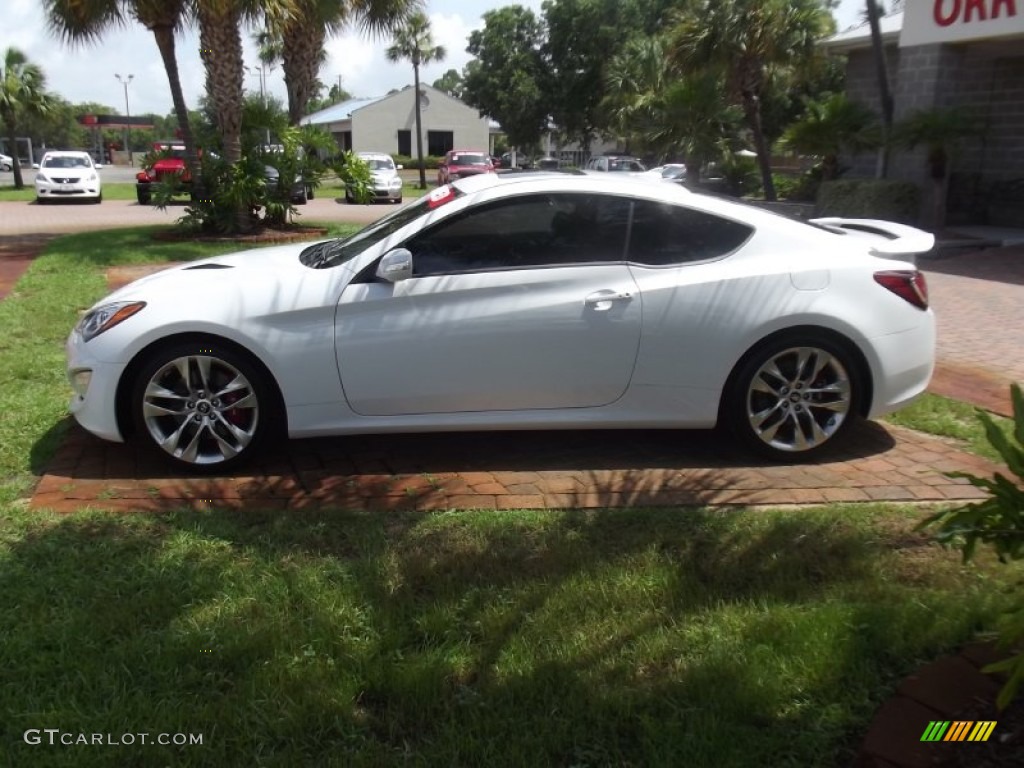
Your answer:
150,23 -> 203,201
866,0 -> 893,179
4,119 -> 25,190
283,18 -> 325,126
743,93 -> 776,201
198,7 -> 248,231
413,60 -> 426,189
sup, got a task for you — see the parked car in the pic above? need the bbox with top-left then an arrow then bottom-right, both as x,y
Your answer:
585,154 -> 646,173
262,164 -> 314,205
135,142 -> 190,204
34,151 -> 103,203
645,164 -> 687,185
65,172 -> 936,471
0,153 -> 12,172
345,152 -> 403,204
437,150 -> 494,185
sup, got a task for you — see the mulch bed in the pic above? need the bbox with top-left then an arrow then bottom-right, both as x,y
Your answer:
151,225 -> 329,245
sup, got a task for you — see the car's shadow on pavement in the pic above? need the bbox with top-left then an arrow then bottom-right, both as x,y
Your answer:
31,418 -> 897,481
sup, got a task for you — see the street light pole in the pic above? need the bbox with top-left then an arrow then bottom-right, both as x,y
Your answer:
115,73 -> 134,166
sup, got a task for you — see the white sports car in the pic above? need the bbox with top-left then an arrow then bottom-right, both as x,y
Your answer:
65,173 -> 936,471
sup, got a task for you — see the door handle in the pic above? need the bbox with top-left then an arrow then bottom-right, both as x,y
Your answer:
585,290 -> 634,310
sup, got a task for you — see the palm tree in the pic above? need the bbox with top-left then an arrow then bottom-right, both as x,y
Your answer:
42,0 -> 200,195
670,0 -> 831,201
895,107 -> 984,227
267,0 -> 420,126
865,0 -> 894,177
779,93 -> 880,180
0,48 -> 50,190
386,10 -> 445,189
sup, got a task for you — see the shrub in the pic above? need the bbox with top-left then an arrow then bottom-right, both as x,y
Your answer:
392,154 -> 442,170
815,179 -> 921,223
918,383 -> 1024,710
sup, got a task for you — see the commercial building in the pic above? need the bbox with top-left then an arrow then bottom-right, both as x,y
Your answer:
822,0 -> 1024,225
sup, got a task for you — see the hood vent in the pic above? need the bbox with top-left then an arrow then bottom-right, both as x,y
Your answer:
184,263 -> 234,270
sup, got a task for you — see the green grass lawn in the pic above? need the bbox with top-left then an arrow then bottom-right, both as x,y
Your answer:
0,228 -> 1021,766
0,182 -> 139,202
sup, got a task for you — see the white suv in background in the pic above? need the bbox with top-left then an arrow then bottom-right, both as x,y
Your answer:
347,152 -> 404,204
34,151 -> 103,204
585,155 -> 647,173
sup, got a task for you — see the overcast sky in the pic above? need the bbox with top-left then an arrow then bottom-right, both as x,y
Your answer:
4,0 -> 867,118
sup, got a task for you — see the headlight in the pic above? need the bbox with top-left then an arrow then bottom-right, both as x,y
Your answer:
87,173 -> 97,181
389,178 -> 402,188
36,174 -> 50,183
75,301 -> 146,342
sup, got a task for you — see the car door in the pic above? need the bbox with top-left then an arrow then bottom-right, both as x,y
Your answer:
335,192 -> 642,416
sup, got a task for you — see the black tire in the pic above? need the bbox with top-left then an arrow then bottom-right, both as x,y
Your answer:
93,193 -> 103,204
35,197 -> 46,205
723,332 -> 863,461
131,340 -> 276,472
293,187 -> 307,205
345,191 -> 353,204
307,185 -> 314,200
136,186 -> 151,205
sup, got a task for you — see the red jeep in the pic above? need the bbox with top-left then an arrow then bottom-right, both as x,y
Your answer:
135,142 -> 193,204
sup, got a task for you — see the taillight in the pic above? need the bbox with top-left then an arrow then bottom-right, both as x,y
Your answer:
874,270 -> 929,310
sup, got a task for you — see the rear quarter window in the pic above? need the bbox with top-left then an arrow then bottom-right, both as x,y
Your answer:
628,200 -> 753,265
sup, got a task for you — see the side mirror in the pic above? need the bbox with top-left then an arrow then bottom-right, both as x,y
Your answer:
376,248 -> 413,283
95,163 -> 104,170
396,164 -> 404,170
32,163 -> 39,169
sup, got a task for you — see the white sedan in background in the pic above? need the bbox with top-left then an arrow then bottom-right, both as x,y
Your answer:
34,150 -> 103,203
65,173 -> 936,471
0,153 -> 13,172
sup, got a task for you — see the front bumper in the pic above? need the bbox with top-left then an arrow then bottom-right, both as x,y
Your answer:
36,178 -> 101,199
66,331 -> 127,442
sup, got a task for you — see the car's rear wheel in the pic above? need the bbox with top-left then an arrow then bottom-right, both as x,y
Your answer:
725,333 -> 861,460
136,187 -> 151,205
293,187 -> 307,205
131,342 -> 273,472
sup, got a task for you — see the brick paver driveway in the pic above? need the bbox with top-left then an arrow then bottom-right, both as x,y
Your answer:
923,245 -> 1024,415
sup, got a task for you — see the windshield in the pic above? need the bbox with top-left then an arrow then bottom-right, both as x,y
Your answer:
44,155 -> 91,169
364,158 -> 395,171
451,153 -> 487,166
608,158 -> 644,172
301,188 -> 464,269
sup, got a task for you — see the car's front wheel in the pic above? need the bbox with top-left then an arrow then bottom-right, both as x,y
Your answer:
724,333 -> 861,460
136,186 -> 151,205
131,341 -> 274,471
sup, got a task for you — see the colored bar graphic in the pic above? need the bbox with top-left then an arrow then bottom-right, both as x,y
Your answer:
920,720 -> 996,742
968,721 -> 997,742
920,721 -> 950,741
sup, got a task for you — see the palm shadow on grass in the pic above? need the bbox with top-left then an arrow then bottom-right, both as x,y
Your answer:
0,501 -> 994,767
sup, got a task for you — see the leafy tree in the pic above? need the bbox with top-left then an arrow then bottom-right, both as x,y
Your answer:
463,6 -> 549,158
42,0 -> 200,195
542,0 -> 682,150
386,10 -> 445,189
670,0 -> 833,201
266,0 -> 420,126
432,68 -> 464,99
778,93 -> 880,180
0,47 -> 51,189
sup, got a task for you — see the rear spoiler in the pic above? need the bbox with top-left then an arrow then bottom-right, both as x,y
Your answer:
809,217 -> 935,257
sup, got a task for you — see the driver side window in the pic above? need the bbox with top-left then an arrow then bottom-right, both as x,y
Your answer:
405,193 -> 631,276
